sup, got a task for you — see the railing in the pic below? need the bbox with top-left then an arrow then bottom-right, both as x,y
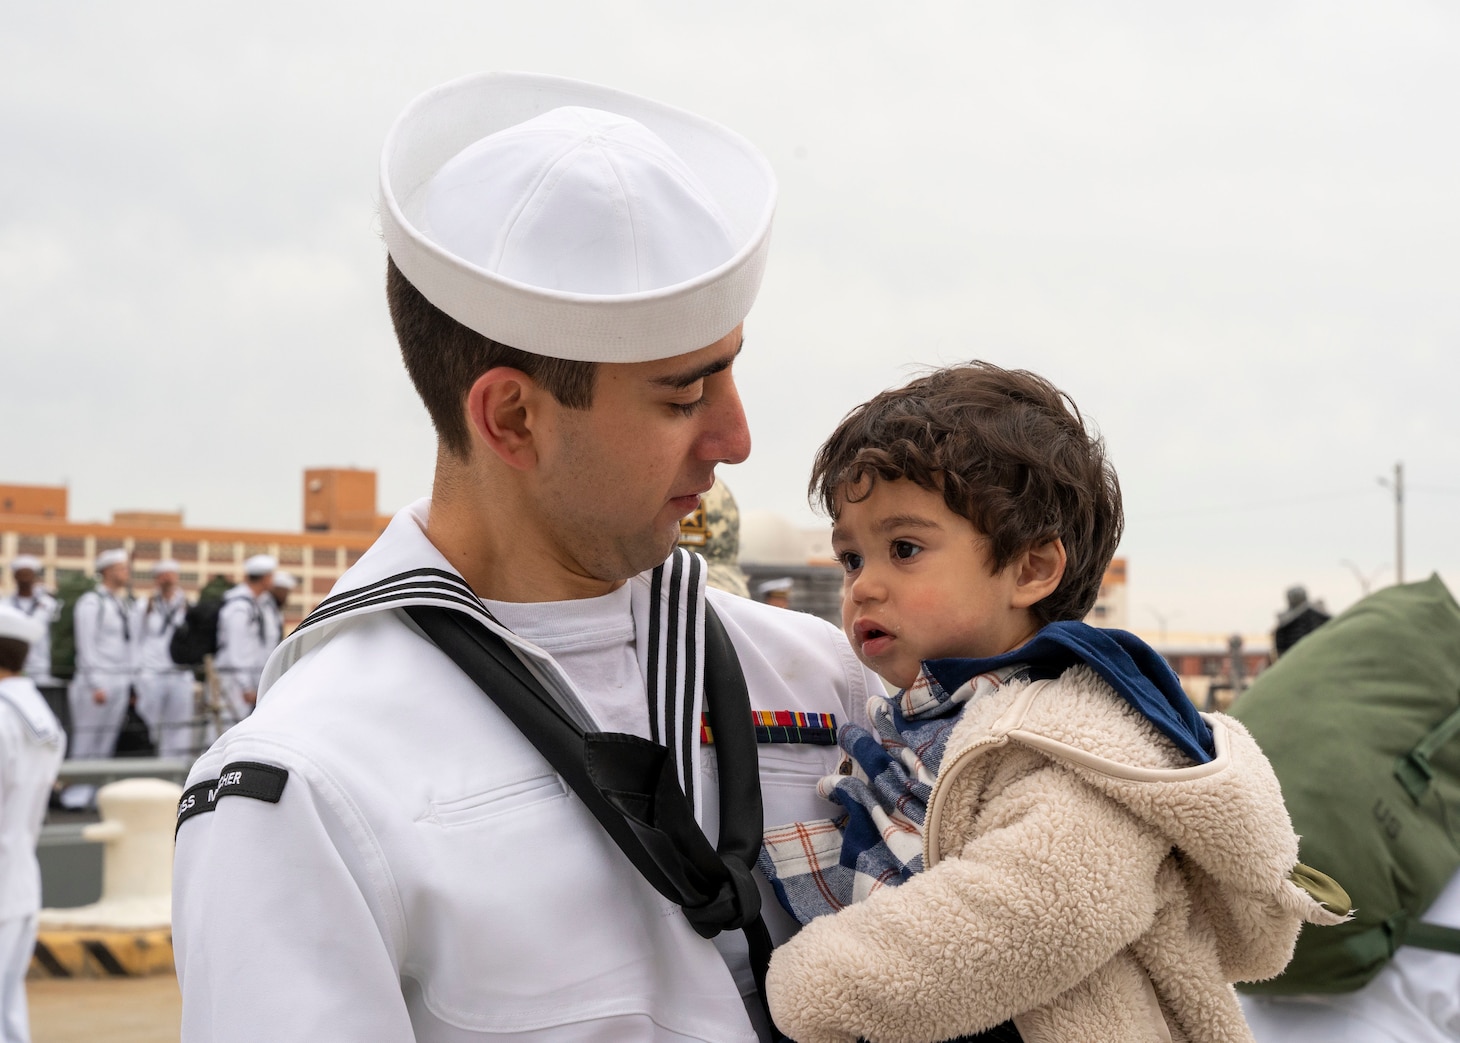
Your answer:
54,757 -> 195,787
41,656 -> 263,763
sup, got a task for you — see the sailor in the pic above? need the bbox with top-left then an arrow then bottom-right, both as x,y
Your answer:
68,549 -> 135,759
212,555 -> 274,728
0,605 -> 66,1043
131,560 -> 195,759
3,556 -> 59,684
174,73 -> 879,1043
263,571 -> 293,647
755,576 -> 795,610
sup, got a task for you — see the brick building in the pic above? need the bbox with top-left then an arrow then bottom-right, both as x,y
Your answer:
0,469 -> 387,632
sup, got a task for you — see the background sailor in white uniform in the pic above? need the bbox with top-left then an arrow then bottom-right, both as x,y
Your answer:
263,571 -> 291,649
173,72 -> 879,1043
3,557 -> 58,685
131,559 -> 195,759
0,605 -> 66,1043
67,548 -> 135,759
212,554 -> 275,729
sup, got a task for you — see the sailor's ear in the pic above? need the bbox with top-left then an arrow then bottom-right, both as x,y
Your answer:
1010,538 -> 1066,610
464,368 -> 541,471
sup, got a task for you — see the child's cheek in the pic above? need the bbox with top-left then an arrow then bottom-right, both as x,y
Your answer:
901,586 -> 952,625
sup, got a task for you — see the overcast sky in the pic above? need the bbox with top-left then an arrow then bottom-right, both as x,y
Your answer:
4,1 -> 1457,634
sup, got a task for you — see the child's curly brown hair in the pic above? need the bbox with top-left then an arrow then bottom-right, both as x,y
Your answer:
810,361 -> 1124,625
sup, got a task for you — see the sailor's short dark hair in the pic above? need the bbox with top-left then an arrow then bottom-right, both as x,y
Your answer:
386,256 -> 599,459
0,637 -> 29,673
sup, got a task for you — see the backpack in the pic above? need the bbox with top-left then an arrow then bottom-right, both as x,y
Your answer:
1232,573 -> 1460,994
168,575 -> 234,669
48,571 -> 103,681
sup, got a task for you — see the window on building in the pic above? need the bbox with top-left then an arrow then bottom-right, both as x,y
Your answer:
18,535 -> 44,555
56,537 -> 85,558
172,541 -> 198,562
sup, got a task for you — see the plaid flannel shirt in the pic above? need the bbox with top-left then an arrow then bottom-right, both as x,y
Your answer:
759,662 -> 1029,924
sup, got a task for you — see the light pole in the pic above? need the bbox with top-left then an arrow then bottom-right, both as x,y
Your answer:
1377,462 -> 1404,585
1340,559 -> 1388,597
1146,606 -> 1178,643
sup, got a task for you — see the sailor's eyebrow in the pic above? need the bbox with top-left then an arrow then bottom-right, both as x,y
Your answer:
649,339 -> 744,390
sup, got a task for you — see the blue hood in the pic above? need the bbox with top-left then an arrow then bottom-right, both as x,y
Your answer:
926,621 -> 1214,763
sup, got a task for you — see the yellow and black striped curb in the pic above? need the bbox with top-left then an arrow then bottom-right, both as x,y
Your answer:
29,929 -> 174,978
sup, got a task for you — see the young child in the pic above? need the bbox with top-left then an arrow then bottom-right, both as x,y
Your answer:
761,363 -> 1346,1043
0,605 -> 66,1043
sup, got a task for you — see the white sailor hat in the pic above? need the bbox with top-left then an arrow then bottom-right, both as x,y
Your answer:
755,577 -> 794,595
380,72 -> 777,363
0,604 -> 45,646
10,555 -> 41,573
94,549 -> 129,573
271,572 -> 297,591
244,554 -> 277,578
152,559 -> 182,576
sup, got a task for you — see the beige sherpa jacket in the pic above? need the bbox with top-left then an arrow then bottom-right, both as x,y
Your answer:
765,666 -> 1346,1043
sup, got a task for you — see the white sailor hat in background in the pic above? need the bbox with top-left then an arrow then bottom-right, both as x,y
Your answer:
94,549 -> 129,573
10,555 -> 41,573
271,572 -> 297,591
380,71 -> 777,363
755,577 -> 794,596
244,554 -> 278,578
152,559 -> 182,576
0,604 -> 45,646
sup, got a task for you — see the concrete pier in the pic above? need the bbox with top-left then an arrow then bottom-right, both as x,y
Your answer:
28,974 -> 180,1043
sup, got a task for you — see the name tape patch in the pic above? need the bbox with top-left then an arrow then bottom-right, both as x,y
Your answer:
176,761 -> 289,835
700,710 -> 838,746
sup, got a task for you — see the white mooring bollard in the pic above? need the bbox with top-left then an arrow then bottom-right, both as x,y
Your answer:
39,777 -> 182,931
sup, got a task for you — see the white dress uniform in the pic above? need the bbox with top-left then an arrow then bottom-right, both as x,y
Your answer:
0,673 -> 66,1043
67,587 -> 135,759
131,590 -> 195,758
212,586 -> 269,728
260,592 -> 284,652
1241,869 -> 1460,1042
173,501 -> 879,1042
0,593 -> 58,685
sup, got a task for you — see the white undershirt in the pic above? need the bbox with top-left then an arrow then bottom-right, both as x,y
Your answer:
482,583 -> 649,739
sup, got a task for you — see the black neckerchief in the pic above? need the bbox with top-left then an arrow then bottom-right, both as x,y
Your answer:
404,600 -> 779,1034
99,587 -> 132,642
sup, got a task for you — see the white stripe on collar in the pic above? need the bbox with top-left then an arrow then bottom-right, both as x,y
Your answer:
265,565 -> 605,735
632,548 -> 708,823
262,502 -> 711,828
285,553 -> 712,825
